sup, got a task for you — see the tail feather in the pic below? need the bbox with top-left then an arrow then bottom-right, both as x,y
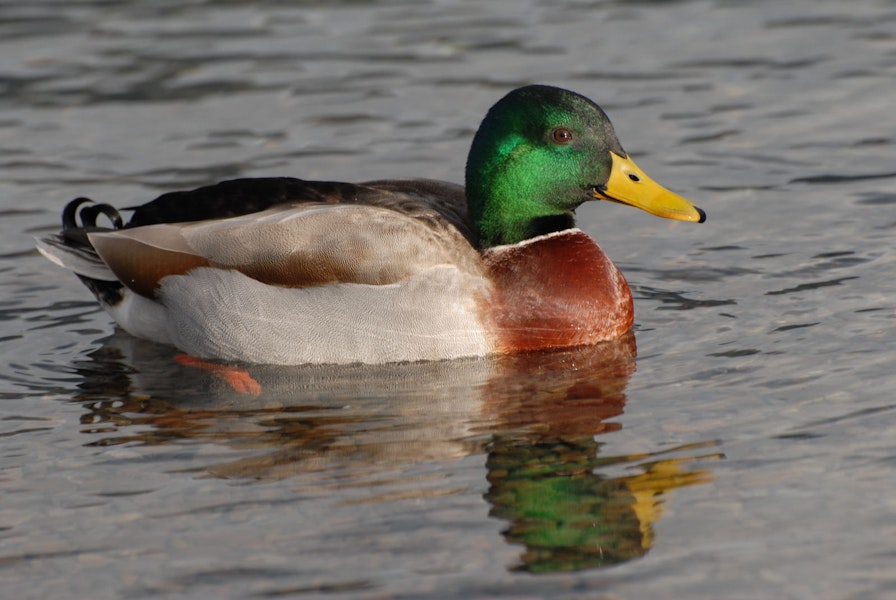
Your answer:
38,195 -> 129,307
38,196 -> 130,283
36,233 -> 116,281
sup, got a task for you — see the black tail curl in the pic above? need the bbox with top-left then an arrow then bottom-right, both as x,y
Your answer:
55,197 -> 128,306
62,197 -> 124,231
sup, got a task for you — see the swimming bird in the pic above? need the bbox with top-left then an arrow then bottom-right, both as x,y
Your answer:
37,85 -> 705,365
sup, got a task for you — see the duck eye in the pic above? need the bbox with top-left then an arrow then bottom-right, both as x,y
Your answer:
551,127 -> 573,145
628,173 -> 641,182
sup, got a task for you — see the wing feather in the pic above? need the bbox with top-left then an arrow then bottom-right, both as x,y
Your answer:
88,203 -> 485,297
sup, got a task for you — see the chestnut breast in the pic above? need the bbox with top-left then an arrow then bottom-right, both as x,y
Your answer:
482,229 -> 634,352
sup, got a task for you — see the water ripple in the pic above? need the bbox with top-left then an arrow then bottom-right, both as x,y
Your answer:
765,276 -> 860,296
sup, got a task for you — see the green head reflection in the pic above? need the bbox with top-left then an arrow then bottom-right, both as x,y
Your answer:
486,437 -> 718,572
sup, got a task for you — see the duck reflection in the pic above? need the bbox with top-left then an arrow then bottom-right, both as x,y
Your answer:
487,435 -> 716,571
70,331 -> 718,572
478,337 -> 718,571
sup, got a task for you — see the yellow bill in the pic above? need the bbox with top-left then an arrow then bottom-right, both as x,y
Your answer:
593,152 -> 706,223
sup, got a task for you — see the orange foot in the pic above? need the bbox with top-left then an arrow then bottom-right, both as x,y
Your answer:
174,354 -> 262,396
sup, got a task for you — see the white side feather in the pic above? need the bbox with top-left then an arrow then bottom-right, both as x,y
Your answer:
157,265 -> 492,365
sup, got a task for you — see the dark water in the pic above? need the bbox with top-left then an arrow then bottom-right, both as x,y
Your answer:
2,1 -> 895,598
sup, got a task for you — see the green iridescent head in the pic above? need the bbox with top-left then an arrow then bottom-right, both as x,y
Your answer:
465,85 -> 704,248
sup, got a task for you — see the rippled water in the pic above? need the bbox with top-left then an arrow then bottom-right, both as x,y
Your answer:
2,0 -> 895,598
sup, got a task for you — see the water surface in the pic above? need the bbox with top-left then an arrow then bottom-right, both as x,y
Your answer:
2,1 -> 895,598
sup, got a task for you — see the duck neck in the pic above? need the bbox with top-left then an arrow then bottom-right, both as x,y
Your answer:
465,140 -> 575,249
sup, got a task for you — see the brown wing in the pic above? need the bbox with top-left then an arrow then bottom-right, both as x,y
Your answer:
89,202 -> 485,299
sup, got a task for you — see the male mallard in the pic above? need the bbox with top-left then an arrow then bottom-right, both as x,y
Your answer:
38,85 -> 704,365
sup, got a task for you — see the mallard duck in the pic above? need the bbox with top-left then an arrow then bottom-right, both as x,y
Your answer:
38,85 -> 704,365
